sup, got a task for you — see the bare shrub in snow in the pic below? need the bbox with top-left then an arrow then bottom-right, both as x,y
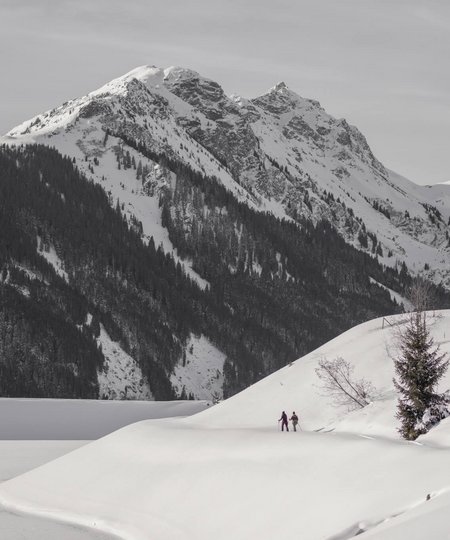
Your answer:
407,277 -> 436,313
315,357 -> 378,411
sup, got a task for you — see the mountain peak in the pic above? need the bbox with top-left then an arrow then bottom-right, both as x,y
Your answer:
122,65 -> 162,80
270,81 -> 289,93
90,65 -> 164,96
163,66 -> 202,82
94,65 -> 206,95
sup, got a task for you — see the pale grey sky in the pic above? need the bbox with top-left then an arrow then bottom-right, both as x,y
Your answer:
1,0 -> 449,184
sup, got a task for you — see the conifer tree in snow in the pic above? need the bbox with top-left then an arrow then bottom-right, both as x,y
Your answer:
136,160 -> 142,180
394,310 -> 449,440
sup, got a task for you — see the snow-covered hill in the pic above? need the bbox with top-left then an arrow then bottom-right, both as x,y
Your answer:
4,65 -> 450,289
1,311 -> 450,539
189,310 -> 450,436
0,400 -> 211,539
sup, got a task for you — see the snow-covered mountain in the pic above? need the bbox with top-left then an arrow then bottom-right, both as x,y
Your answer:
5,65 -> 450,288
2,66 -> 450,402
2,144 -> 414,402
2,311 -> 450,539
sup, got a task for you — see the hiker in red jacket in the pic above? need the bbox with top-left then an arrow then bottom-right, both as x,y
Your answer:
279,411 -> 289,431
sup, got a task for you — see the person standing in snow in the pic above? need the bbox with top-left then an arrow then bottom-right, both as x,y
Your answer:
290,411 -> 299,432
279,411 -> 289,431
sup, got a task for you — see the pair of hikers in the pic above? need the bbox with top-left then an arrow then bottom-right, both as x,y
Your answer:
279,410 -> 299,432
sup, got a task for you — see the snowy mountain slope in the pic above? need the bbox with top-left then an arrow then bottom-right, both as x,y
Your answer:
1,312 -> 450,539
3,67 -> 450,401
241,88 -> 450,285
169,333 -> 226,400
4,65 -> 450,289
2,145 -> 413,402
96,324 -> 152,400
37,236 -> 69,281
368,277 -> 413,311
189,310 -> 450,436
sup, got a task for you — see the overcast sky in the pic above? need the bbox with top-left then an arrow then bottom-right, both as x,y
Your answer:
1,0 -> 448,185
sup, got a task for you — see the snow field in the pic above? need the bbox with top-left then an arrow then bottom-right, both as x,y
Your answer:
0,510 -> 117,540
2,311 -> 450,538
0,399 -> 213,538
0,421 -> 449,540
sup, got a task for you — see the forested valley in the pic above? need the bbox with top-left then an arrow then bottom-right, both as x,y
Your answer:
1,143 -> 447,398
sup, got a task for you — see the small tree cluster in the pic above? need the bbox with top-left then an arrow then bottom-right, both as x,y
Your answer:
316,357 -> 377,411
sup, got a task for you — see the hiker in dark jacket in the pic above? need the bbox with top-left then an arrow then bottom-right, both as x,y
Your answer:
290,411 -> 299,432
279,411 -> 289,431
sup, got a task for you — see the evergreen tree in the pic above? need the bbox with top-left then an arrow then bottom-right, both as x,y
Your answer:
136,160 -> 142,180
394,311 -> 449,440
